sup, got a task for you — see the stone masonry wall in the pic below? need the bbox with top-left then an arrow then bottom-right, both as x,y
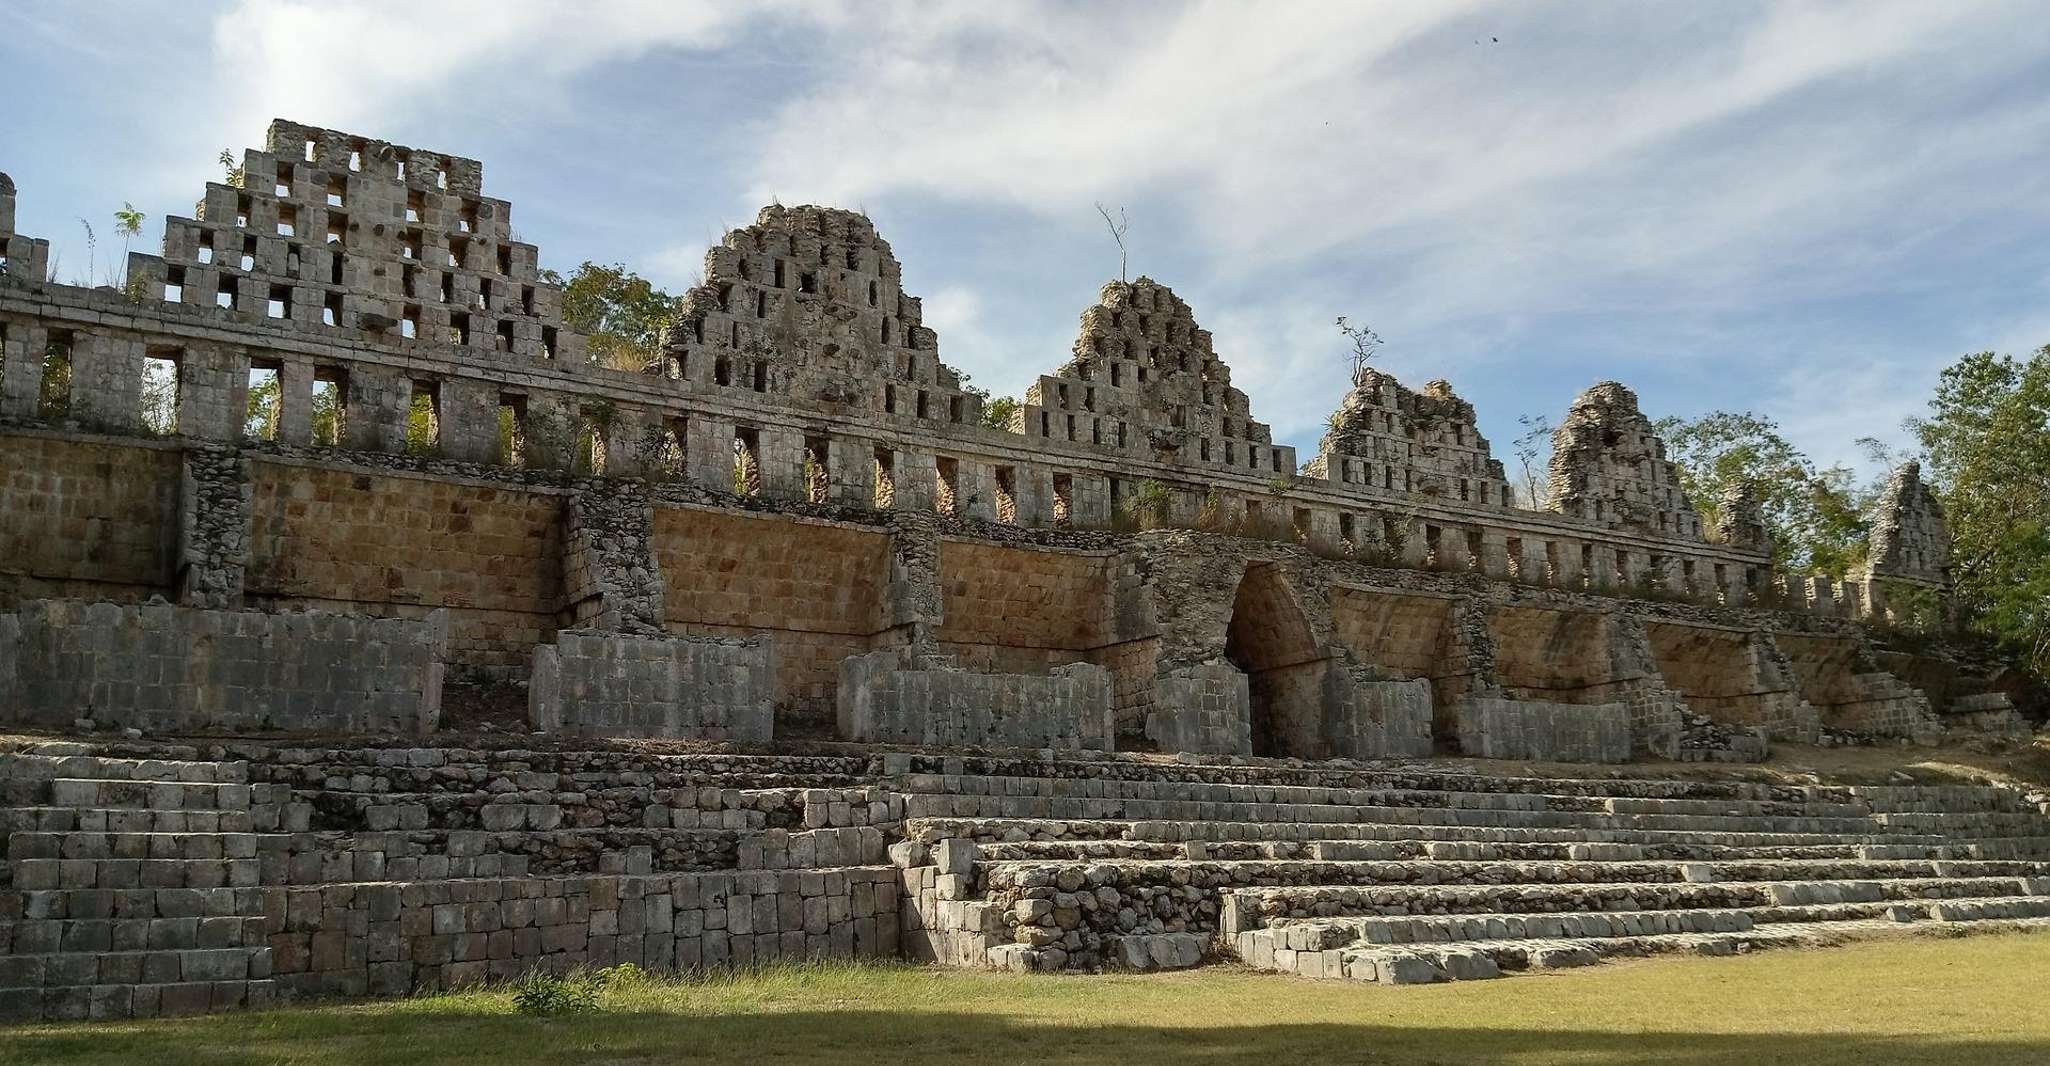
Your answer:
529,629 -> 773,743
838,646 -> 1114,751
0,432 -> 180,604
267,868 -> 901,999
1455,695 -> 1633,763
1145,664 -> 1252,755
1,600 -> 445,734
652,506 -> 889,735
244,460 -> 563,673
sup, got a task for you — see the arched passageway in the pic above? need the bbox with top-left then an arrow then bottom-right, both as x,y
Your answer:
1223,563 -> 1329,758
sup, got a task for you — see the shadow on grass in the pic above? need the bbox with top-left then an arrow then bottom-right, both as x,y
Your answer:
5,1005 -> 2045,1066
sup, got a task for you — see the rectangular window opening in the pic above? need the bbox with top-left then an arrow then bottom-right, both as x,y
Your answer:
497,394 -> 527,467
164,265 -> 186,304
267,284 -> 292,320
138,348 -> 179,435
935,457 -> 959,518
803,436 -> 831,504
873,448 -> 896,509
1052,474 -> 1073,528
733,428 -> 762,497
244,360 -> 282,441
994,467 -> 1018,524
322,292 -> 342,328
405,380 -> 441,456
311,367 -> 348,448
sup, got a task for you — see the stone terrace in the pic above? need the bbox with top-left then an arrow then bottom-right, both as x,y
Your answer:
8,736 -> 2050,1020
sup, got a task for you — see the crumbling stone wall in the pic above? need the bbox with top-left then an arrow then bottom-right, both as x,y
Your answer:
1307,371 -> 1514,510
1550,382 -> 1704,543
1,600 -> 445,733
1018,277 -> 1295,486
1645,622 -> 1820,741
1773,631 -> 1940,737
839,645 -> 1112,750
177,444 -> 249,609
529,629 -> 773,742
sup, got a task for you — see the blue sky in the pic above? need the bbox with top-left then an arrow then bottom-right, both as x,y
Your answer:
7,1 -> 2050,476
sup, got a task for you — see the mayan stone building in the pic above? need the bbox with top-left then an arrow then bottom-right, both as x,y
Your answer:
1,122 -> 2045,1021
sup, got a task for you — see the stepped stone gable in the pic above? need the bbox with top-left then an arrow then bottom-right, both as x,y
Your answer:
1018,277 -> 1297,483
1864,461 -> 1951,586
1307,368 -> 1515,509
130,118 -> 580,365
1550,381 -> 1703,541
666,204 -> 975,423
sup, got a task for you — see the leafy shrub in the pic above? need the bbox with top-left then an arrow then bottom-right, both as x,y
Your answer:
510,968 -> 602,1016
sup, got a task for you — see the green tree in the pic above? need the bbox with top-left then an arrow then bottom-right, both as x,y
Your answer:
540,261 -> 683,373
1653,410 -> 1871,575
244,374 -> 281,440
958,374 -> 1019,430
1906,349 -> 2050,674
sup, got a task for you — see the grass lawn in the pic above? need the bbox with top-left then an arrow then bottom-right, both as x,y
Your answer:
6,931 -> 2047,1066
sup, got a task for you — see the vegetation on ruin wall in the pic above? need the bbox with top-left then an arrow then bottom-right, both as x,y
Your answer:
541,261 -> 685,373
1653,410 -> 1877,577
9,935 -> 2050,1065
1907,349 -> 2050,677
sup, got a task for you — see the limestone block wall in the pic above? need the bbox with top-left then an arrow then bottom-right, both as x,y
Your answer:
266,868 -> 902,998
932,540 -> 1114,674
0,432 -> 181,604
0,600 -> 445,733
653,506 -> 889,735
838,647 -> 1113,750
529,629 -> 773,743
1327,677 -> 1435,758
243,461 -> 563,672
1145,664 -> 1252,756
1456,696 -> 1632,763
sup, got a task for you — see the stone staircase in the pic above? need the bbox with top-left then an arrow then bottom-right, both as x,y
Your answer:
883,757 -> 2050,980
0,746 -> 277,1020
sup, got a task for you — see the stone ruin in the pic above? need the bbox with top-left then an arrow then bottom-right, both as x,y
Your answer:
0,121 -> 2045,1020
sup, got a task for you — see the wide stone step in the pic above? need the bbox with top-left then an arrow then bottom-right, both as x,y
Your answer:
0,945 -> 268,989
1243,914 -> 2050,983
1234,875 -> 2049,920
0,977 -> 276,1021
7,830 -> 261,862
8,856 -> 262,891
25,779 -> 253,812
1126,818 -> 1965,849
0,753 -> 248,784
901,772 -> 2037,818
903,792 -> 2017,838
892,763 -> 2026,810
0,806 -> 258,835
906,814 -> 2003,854
6,885 -> 264,922
2,912 -> 268,956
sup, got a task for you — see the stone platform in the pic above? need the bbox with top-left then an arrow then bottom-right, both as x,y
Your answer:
4,735 -> 2049,1020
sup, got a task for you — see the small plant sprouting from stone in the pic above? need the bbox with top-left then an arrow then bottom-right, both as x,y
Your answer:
114,202 -> 144,288
1335,316 -> 1383,389
217,149 -> 245,189
1095,202 -> 1131,285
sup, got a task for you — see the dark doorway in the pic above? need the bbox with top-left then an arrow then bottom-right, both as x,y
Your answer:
1223,563 -> 1328,758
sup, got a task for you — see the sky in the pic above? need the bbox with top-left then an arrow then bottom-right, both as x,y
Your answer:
6,0 -> 2050,477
